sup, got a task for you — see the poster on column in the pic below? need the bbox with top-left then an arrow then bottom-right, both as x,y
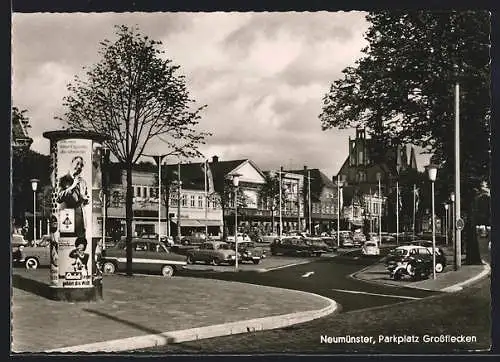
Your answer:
55,138 -> 93,288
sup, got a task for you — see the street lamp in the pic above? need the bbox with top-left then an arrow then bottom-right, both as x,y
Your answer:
30,179 -> 39,244
376,172 -> 382,246
336,175 -> 343,248
444,203 -> 449,246
426,164 -> 438,280
450,191 -> 457,270
230,173 -> 241,269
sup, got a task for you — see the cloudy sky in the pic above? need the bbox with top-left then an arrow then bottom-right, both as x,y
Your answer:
12,11 -> 429,178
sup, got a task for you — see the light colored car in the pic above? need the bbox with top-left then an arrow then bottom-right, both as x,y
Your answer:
225,233 -> 252,243
186,241 -> 237,266
102,238 -> 187,277
339,231 -> 354,247
368,233 -> 380,244
14,235 -> 52,269
261,233 -> 279,244
361,241 -> 380,256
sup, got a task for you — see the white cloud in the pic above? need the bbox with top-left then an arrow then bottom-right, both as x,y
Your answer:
12,11 -> 371,180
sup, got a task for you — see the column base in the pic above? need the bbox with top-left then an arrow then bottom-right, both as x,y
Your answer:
50,286 -> 98,302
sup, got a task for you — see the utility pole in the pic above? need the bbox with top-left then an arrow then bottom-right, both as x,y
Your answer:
308,170 -> 312,235
454,79 -> 462,270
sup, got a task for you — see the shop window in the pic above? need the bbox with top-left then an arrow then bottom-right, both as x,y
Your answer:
198,195 -> 203,208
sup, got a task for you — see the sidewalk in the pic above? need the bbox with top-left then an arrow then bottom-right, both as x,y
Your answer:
352,255 -> 490,292
11,269 -> 337,353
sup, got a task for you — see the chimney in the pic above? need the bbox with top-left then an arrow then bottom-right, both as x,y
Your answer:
212,155 -> 219,163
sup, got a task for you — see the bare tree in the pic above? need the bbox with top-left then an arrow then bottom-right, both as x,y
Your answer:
57,25 -> 210,275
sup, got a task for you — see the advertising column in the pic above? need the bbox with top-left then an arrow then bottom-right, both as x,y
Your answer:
43,130 -> 106,302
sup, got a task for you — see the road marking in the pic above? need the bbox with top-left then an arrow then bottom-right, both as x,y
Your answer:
301,271 -> 315,278
260,260 -> 312,272
331,288 -> 421,300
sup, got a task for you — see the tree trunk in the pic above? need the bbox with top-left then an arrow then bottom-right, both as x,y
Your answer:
465,193 -> 482,265
125,162 -> 134,276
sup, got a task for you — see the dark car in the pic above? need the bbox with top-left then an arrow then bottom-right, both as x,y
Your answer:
384,245 -> 447,273
185,241 -> 237,265
102,238 -> 186,277
226,240 -> 266,264
270,237 -> 323,257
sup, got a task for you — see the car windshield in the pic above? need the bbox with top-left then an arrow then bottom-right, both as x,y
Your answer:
365,243 -> 377,247
218,243 -> 230,250
38,238 -> 50,247
392,249 -> 408,256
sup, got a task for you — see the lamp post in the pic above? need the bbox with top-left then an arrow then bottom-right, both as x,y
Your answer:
102,146 -> 110,250
336,175 -> 343,247
30,179 -> 39,244
231,173 -> 241,269
279,168 -> 283,239
376,172 -> 382,246
444,203 -> 449,246
307,170 -> 312,235
426,164 -> 438,280
450,191 -> 457,270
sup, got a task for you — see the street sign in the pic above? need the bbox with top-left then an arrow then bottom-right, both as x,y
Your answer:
456,218 -> 465,230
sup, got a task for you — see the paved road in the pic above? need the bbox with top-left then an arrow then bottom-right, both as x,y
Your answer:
178,248 -> 439,313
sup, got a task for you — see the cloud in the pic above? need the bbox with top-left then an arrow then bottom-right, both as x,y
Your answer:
12,11 -> 370,179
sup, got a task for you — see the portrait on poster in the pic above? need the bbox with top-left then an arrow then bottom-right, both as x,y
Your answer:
56,139 -> 92,238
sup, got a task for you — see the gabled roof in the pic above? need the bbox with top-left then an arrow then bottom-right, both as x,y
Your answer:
285,168 -> 335,201
209,159 -> 247,192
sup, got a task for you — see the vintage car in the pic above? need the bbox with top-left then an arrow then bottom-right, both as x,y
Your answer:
12,234 -> 30,264
384,245 -> 447,273
361,241 -> 380,256
225,240 -> 266,264
185,241 -> 237,266
13,235 -> 51,269
102,238 -> 187,277
270,237 -> 324,257
338,231 -> 354,247
261,233 -> 279,244
225,233 -> 252,243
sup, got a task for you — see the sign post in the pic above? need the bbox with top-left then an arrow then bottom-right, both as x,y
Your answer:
43,130 -> 107,302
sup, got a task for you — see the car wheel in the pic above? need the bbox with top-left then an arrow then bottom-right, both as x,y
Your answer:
186,255 -> 194,264
103,261 -> 116,274
25,257 -> 39,270
211,258 -> 220,266
252,259 -> 260,265
435,262 -> 444,273
161,265 -> 174,278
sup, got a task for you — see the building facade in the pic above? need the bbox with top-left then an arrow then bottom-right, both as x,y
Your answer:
337,128 -> 418,232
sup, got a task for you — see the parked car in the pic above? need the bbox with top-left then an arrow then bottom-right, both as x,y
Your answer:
352,231 -> 366,247
12,234 -> 29,263
261,233 -> 279,244
13,235 -> 51,269
226,240 -> 266,264
225,233 -> 252,243
102,238 -> 186,277
361,241 -> 380,256
270,237 -> 324,257
384,245 -> 446,273
185,241 -> 237,266
305,239 -> 332,254
367,233 -> 380,244
181,232 -> 209,245
339,231 -> 354,247
381,232 -> 396,243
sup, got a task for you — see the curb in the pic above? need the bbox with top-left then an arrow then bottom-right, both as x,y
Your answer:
440,260 -> 491,292
45,287 -> 338,353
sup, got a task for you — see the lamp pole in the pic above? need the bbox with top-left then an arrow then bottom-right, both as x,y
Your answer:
337,175 -> 342,247
30,179 -> 39,244
396,180 -> 399,246
444,203 -> 449,246
231,173 -> 241,270
376,172 -> 382,246
454,77 -> 462,270
427,164 -> 438,280
308,170 -> 312,235
450,192 -> 457,270
102,146 -> 110,250
279,168 -> 283,239
177,162 -> 182,240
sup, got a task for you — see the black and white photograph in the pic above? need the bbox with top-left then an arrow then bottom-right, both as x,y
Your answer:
10,6 -> 493,355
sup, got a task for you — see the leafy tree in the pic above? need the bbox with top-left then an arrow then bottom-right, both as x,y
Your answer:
57,25 -> 210,275
320,11 -> 489,264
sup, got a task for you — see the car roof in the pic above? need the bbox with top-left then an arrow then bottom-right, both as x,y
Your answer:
394,245 -> 427,251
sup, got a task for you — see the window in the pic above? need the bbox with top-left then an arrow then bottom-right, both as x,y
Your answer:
181,194 -> 187,207
151,188 -> 158,198
207,199 -> 211,208
198,195 -> 203,208
134,242 -> 148,251
190,195 -> 196,207
143,187 -> 148,198
135,186 -> 141,197
171,195 -> 178,206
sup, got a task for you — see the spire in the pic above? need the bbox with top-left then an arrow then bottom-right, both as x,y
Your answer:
409,146 -> 418,170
